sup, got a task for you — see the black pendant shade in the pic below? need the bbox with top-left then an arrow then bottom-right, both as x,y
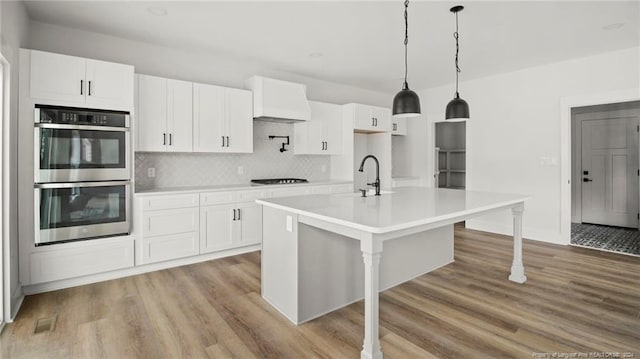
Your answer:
446,5 -> 470,121
445,94 -> 469,120
393,0 -> 421,118
393,82 -> 421,118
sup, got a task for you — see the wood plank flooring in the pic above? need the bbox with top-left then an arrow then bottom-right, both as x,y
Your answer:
1,226 -> 638,358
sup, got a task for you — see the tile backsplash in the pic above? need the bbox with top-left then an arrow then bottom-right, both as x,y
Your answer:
135,121 -> 331,189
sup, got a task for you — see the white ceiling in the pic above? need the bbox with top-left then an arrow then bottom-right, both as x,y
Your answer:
23,1 -> 639,93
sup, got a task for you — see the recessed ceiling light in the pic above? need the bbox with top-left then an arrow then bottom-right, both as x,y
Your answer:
309,52 -> 323,58
148,6 -> 168,16
602,23 -> 624,30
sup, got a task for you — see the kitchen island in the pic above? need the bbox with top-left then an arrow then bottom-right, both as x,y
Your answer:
257,187 -> 529,359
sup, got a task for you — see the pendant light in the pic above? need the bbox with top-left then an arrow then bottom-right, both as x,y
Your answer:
392,0 -> 421,118
445,5 -> 470,121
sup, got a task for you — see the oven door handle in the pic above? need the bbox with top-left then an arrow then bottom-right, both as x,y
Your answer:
35,181 -> 132,189
35,123 -> 129,132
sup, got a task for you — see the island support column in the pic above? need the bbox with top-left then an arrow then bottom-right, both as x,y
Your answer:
509,204 -> 527,283
360,236 -> 384,359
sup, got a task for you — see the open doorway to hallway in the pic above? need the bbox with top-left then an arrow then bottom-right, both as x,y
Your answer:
571,101 -> 640,256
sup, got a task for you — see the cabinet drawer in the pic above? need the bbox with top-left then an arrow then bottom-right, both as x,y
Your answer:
30,239 -> 134,284
268,187 -> 311,198
200,191 -> 237,206
142,193 -> 198,211
237,189 -> 268,202
329,183 -> 353,194
143,207 -> 199,237
141,232 -> 199,264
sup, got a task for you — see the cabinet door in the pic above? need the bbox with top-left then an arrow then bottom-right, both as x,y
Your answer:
200,204 -> 235,253
322,103 -> 343,154
371,106 -> 391,132
167,79 -> 193,152
237,202 -> 262,246
193,83 -> 226,152
136,75 -> 168,152
225,88 -> 253,153
85,59 -> 134,110
293,121 -> 323,154
391,117 -> 407,136
353,104 -> 375,131
30,50 -> 86,104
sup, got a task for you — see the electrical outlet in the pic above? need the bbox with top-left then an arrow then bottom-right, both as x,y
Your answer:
147,167 -> 156,178
237,166 -> 244,175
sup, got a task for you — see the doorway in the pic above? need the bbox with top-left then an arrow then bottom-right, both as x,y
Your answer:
571,101 -> 640,256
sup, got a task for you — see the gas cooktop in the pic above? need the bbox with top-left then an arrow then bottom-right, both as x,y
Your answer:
251,178 -> 309,185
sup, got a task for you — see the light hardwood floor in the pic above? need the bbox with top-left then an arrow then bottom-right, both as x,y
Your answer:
1,226 -> 639,358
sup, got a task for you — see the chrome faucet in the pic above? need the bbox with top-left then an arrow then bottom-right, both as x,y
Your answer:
358,155 -> 381,196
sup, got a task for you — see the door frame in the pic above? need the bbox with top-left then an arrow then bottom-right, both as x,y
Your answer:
572,106 -> 640,225
560,89 -> 640,245
0,52 -> 8,329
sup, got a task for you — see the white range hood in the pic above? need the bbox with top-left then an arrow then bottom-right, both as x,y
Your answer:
245,76 -> 310,123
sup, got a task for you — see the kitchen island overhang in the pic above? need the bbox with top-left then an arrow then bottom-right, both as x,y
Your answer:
257,187 -> 530,359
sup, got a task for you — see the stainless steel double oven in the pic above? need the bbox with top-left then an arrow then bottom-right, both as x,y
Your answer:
34,105 -> 132,245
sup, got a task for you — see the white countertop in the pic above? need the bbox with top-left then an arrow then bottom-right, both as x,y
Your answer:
256,187 -> 530,234
134,180 -> 352,196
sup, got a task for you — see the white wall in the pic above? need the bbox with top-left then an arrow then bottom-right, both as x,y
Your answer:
409,47 -> 640,244
1,0 -> 29,319
26,21 -> 392,107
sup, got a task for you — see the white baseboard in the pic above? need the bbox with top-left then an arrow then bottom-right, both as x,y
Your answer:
22,244 -> 261,295
465,219 -> 566,245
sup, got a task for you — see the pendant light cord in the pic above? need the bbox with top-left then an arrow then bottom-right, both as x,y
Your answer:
454,10 -> 460,96
403,0 -> 409,87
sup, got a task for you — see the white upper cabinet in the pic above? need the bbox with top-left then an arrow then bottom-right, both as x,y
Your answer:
30,50 -> 133,110
349,103 -> 391,133
193,83 -> 253,153
167,79 -> 194,152
225,88 -> 253,153
391,117 -> 407,136
193,83 -> 225,151
136,74 -> 193,152
294,101 -> 343,155
85,59 -> 135,110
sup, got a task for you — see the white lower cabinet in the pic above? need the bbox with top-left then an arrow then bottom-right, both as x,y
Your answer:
141,207 -> 200,264
238,201 -> 262,246
137,183 -> 350,265
200,201 -> 263,253
30,237 -> 134,284
200,204 -> 236,253
139,193 -> 200,264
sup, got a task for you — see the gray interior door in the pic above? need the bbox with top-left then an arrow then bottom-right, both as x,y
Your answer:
581,116 -> 639,228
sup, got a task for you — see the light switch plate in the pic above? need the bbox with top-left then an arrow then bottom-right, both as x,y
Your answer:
147,167 -> 156,178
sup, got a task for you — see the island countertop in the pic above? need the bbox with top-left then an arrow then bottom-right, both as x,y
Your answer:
256,187 -> 531,234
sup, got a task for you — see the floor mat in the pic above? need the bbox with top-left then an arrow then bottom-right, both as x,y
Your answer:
571,223 -> 640,256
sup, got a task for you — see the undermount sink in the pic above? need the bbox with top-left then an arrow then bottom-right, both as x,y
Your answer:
338,190 -> 395,197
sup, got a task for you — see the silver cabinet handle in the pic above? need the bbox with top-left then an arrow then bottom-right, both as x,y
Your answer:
169,133 -> 172,145
226,136 -> 230,147
232,209 -> 237,221
163,133 -> 166,145
237,208 -> 241,220
88,81 -> 92,96
80,80 -> 83,95
222,136 -> 225,147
